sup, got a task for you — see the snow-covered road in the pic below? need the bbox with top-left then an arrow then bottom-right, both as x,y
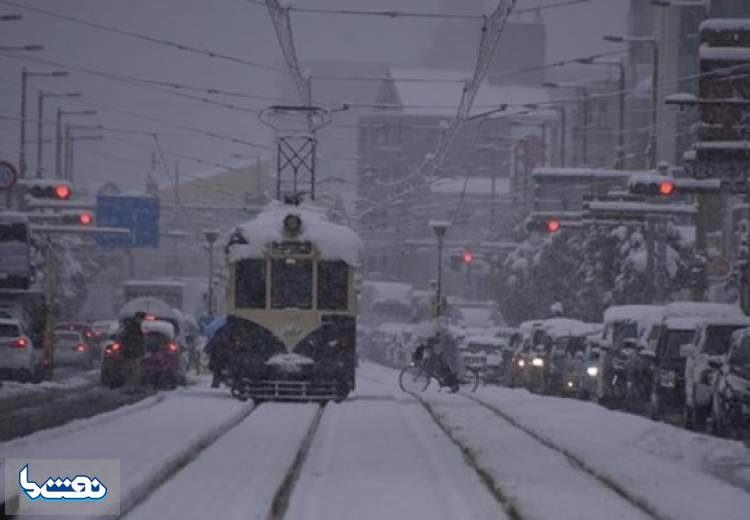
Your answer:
2,361 -> 749,520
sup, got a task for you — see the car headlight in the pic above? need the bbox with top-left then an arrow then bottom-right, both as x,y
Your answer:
518,359 -> 525,367
532,357 -> 544,367
586,366 -> 599,377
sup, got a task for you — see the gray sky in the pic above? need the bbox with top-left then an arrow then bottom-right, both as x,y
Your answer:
0,0 -> 627,192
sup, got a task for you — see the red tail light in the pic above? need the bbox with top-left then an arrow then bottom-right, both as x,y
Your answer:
166,342 -> 179,354
11,338 -> 28,348
75,344 -> 86,353
105,342 -> 121,356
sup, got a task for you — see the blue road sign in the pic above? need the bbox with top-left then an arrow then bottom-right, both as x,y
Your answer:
96,195 -> 160,250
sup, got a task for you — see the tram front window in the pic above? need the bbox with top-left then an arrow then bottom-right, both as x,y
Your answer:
318,260 -> 348,311
271,258 -> 312,309
235,259 -> 267,309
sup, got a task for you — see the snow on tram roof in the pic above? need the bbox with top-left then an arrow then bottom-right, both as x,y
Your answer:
228,201 -> 362,265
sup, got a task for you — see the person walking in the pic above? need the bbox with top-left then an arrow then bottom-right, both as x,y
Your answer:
118,312 -> 146,394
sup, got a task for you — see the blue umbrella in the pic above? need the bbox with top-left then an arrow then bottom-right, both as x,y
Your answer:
202,315 -> 227,339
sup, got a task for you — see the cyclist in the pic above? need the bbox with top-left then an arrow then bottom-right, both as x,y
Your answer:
413,323 -> 462,389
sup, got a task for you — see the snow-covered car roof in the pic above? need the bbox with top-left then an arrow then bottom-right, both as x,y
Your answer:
228,201 -> 362,265
364,281 -> 414,304
695,316 -> 750,328
603,305 -> 664,323
141,320 -> 175,339
663,302 -> 745,320
519,320 -> 544,332
541,318 -> 593,339
663,317 -> 703,331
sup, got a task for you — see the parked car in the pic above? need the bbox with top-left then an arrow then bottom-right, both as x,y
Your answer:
53,330 -> 95,369
141,320 -> 187,388
507,320 -> 544,389
0,318 -> 43,382
711,328 -> 750,437
646,302 -> 746,420
683,316 -> 750,430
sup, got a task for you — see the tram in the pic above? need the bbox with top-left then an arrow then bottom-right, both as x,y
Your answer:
219,200 -> 362,402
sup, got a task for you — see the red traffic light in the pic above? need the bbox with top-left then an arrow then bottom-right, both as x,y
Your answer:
463,251 -> 474,264
79,211 -> 93,225
55,184 -> 71,199
547,219 -> 561,233
659,180 -> 675,196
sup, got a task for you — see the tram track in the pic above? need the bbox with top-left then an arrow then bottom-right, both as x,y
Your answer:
415,391 -> 663,520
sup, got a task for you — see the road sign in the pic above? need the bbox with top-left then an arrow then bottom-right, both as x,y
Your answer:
96,195 -> 160,250
0,160 -> 18,190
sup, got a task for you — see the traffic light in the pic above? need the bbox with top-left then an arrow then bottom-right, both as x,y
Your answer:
526,216 -> 562,234
26,181 -> 72,200
60,211 -> 94,226
629,178 -> 675,196
463,251 -> 474,264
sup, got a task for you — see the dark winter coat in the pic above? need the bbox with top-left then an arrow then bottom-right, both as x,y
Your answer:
118,319 -> 145,359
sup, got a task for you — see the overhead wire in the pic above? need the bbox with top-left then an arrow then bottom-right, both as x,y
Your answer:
0,0 -> 289,75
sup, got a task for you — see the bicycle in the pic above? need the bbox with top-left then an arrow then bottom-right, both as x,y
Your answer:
399,345 -> 480,394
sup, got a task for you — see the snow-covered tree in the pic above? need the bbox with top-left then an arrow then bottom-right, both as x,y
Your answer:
496,223 -> 706,325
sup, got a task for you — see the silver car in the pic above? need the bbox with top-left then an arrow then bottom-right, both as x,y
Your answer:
53,330 -> 95,369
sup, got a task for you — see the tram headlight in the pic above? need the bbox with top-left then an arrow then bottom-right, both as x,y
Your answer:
283,214 -> 302,236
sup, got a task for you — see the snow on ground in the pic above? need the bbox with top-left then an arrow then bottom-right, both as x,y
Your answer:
0,369 -> 97,400
0,384 -> 253,518
285,374 -> 507,520
127,403 -> 320,520
362,362 -> 750,520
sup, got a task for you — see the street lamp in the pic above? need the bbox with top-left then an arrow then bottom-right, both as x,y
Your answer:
203,229 -> 220,316
36,91 -> 81,178
543,81 -> 591,165
64,132 -> 103,183
576,58 -> 627,169
19,68 -> 68,178
429,220 -> 451,317
55,109 -> 96,179
604,34 -> 660,168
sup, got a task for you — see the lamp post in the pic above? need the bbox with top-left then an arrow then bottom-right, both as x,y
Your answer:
543,82 -> 590,165
576,58 -> 627,169
203,229 -> 220,316
429,220 -> 450,317
604,34 -> 660,168
55,109 -> 96,179
19,68 -> 66,178
36,91 -> 81,178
